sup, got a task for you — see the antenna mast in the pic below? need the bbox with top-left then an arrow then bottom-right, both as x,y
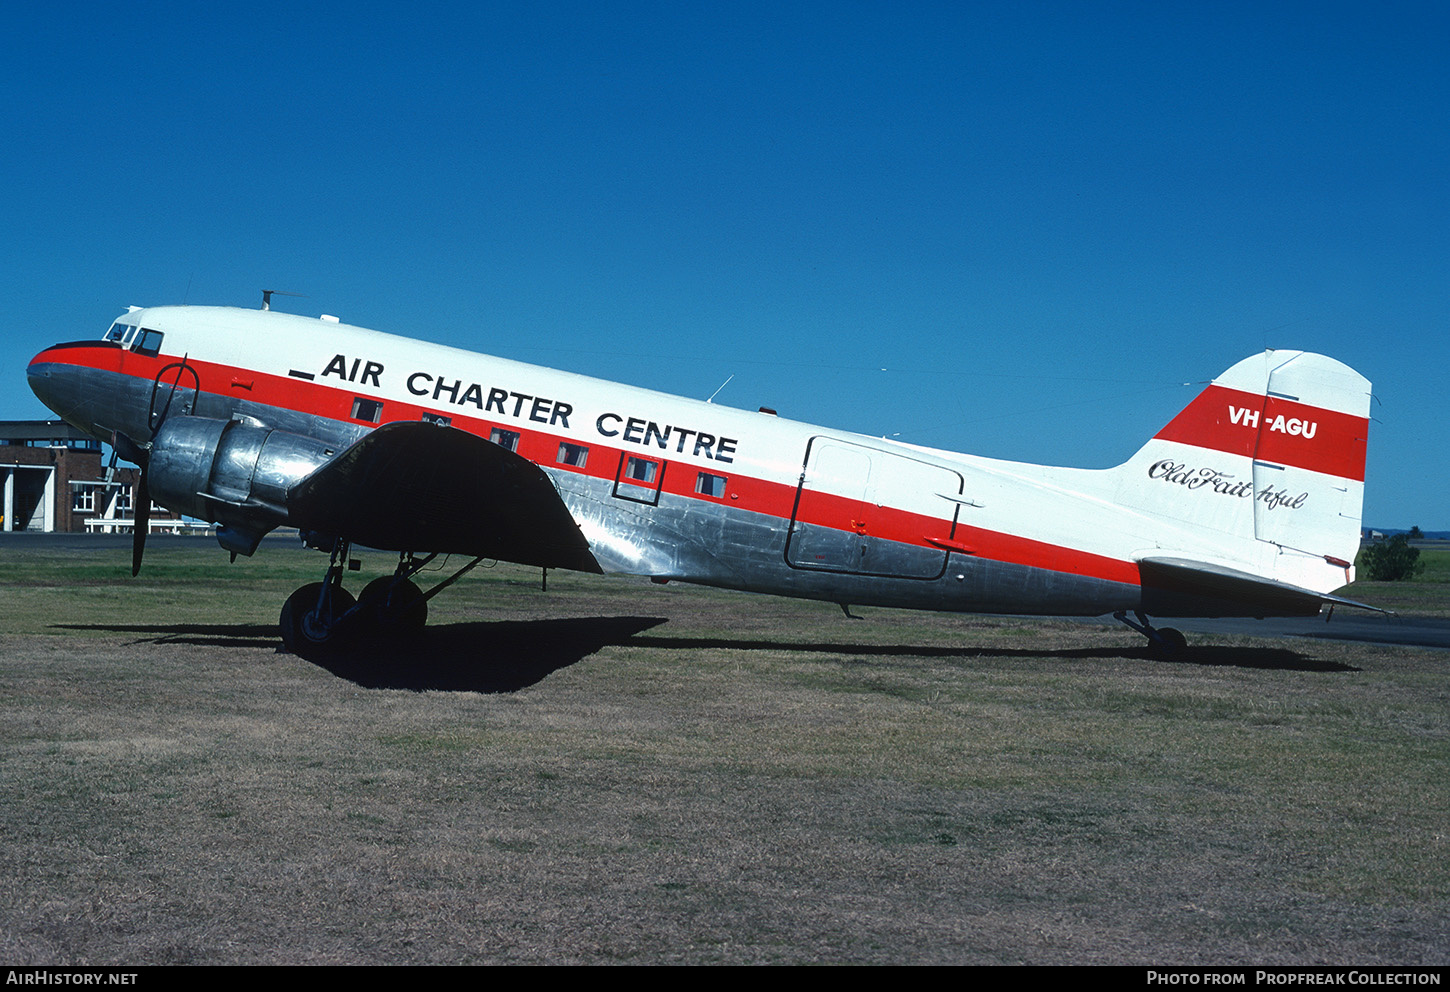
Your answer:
261,289 -> 305,311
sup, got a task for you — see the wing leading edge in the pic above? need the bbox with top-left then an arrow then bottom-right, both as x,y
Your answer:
288,421 -> 602,573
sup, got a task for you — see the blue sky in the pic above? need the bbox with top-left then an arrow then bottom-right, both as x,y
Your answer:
5,2 -> 1446,527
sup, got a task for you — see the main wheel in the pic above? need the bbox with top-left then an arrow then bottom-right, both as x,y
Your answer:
280,582 -> 358,655
359,576 -> 428,633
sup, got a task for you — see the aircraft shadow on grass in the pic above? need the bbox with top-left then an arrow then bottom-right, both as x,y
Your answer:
53,616 -> 1360,690
623,635 -> 1360,673
52,617 -> 670,692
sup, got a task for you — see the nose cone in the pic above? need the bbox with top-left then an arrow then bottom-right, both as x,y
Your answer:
27,349 -> 73,420
27,345 -> 106,437
28,342 -> 149,446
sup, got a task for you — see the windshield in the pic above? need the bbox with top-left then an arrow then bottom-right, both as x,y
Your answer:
102,321 -> 162,355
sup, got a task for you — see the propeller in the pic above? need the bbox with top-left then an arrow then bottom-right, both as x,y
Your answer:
111,430 -> 151,577
132,470 -> 150,577
126,355 -> 194,576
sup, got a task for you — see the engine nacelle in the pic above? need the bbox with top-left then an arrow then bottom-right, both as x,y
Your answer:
147,416 -> 337,555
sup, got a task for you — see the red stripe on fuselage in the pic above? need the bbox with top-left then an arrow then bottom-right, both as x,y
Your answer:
1153,385 -> 1367,482
34,343 -> 1145,590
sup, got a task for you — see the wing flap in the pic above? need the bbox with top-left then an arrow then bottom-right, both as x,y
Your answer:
288,422 -> 601,572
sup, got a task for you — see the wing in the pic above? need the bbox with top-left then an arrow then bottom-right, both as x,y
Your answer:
1137,556 -> 1387,618
287,421 -> 601,572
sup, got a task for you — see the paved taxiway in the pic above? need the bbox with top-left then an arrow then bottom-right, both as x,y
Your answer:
1141,613 -> 1450,651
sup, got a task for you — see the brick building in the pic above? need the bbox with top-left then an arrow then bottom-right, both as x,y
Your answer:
0,421 -> 195,534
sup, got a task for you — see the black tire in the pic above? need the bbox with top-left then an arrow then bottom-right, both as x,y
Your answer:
359,576 -> 428,633
280,582 -> 358,655
1148,626 -> 1188,658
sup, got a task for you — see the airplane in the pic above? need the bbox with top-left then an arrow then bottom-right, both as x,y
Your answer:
26,298 -> 1375,657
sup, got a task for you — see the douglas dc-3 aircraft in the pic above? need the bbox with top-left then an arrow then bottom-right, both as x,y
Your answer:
27,300 -> 1374,656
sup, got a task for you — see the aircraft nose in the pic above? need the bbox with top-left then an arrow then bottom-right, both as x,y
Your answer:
28,351 -> 61,410
28,348 -> 87,425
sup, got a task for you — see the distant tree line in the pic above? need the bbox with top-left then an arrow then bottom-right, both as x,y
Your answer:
1360,532 -> 1424,582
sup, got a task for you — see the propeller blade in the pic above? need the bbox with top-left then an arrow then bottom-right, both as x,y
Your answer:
132,470 -> 150,577
112,430 -> 149,469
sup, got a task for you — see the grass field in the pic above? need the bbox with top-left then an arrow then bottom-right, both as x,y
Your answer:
1348,547 -> 1450,617
1,540 -> 1446,964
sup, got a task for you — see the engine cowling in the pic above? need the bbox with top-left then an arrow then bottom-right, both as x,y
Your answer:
147,415 -> 337,555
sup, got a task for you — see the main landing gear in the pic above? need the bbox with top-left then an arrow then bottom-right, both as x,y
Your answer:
279,539 -> 487,656
1114,610 -> 1188,658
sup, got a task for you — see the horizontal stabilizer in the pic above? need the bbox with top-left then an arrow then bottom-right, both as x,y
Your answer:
1137,556 -> 1388,619
288,422 -> 601,572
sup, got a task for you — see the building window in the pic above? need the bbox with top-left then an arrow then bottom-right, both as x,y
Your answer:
696,472 -> 728,497
556,442 -> 589,468
115,485 -> 133,514
490,428 -> 520,452
73,487 -> 94,512
351,397 -> 384,423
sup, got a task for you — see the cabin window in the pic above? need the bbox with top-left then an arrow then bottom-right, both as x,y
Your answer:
613,454 -> 666,505
421,412 -> 451,427
490,428 -> 520,452
624,456 -> 658,484
351,397 -> 384,423
696,472 -> 728,497
133,328 -> 163,356
557,442 -> 589,468
104,323 -> 130,343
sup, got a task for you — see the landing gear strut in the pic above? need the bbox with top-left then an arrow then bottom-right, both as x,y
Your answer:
278,542 -> 488,656
1115,610 -> 1188,658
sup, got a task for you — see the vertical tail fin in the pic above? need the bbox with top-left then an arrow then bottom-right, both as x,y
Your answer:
1118,350 -> 1371,594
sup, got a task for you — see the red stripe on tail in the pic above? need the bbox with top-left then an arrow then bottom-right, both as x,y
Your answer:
1154,385 -> 1367,482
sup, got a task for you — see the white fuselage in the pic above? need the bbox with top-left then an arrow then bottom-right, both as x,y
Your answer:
27,306 -> 1371,619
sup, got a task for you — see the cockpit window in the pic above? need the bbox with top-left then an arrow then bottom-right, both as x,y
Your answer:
133,329 -> 163,356
104,322 -> 131,343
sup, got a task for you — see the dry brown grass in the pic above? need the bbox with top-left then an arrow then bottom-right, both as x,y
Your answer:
0,545 -> 1446,964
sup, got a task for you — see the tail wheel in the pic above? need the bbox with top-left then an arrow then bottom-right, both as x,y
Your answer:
359,576 -> 428,633
1115,611 -> 1190,658
1148,627 -> 1188,658
280,582 -> 357,654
